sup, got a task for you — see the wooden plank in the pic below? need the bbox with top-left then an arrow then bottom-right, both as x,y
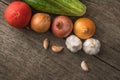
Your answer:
83,0 -> 120,70
1,0 -> 11,4
0,2 -> 120,80
2,0 -> 120,70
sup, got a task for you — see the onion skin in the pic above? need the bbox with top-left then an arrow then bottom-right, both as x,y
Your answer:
74,18 -> 95,39
31,13 -> 51,33
52,16 -> 73,38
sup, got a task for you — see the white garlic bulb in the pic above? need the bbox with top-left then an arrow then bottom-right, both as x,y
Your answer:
83,38 -> 101,55
65,35 -> 82,53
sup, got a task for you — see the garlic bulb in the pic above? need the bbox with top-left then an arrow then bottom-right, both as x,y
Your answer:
83,38 -> 101,55
65,35 -> 82,53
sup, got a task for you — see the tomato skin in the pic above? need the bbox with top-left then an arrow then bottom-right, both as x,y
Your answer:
74,18 -> 95,39
4,1 -> 32,28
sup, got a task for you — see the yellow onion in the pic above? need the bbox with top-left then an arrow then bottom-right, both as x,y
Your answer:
31,13 -> 51,33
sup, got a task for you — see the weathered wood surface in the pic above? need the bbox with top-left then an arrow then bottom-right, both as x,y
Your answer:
0,0 -> 120,80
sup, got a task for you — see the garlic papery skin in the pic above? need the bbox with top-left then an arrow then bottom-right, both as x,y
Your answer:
81,60 -> 89,72
65,35 -> 82,53
83,38 -> 101,55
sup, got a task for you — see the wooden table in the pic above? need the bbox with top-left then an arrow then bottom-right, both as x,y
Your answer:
0,0 -> 120,80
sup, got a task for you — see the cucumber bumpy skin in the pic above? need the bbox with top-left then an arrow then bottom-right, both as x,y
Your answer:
24,0 -> 86,16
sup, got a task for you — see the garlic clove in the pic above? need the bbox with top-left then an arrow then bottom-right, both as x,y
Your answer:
43,38 -> 49,49
51,45 -> 64,53
81,60 -> 89,72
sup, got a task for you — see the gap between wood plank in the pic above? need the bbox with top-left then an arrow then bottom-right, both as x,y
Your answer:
94,56 -> 120,71
0,0 -> 120,72
1,0 -> 8,5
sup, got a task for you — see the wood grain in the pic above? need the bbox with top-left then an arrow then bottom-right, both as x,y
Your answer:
83,0 -> 120,70
0,0 -> 120,80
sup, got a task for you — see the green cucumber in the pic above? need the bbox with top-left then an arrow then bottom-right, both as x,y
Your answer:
24,0 -> 86,16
